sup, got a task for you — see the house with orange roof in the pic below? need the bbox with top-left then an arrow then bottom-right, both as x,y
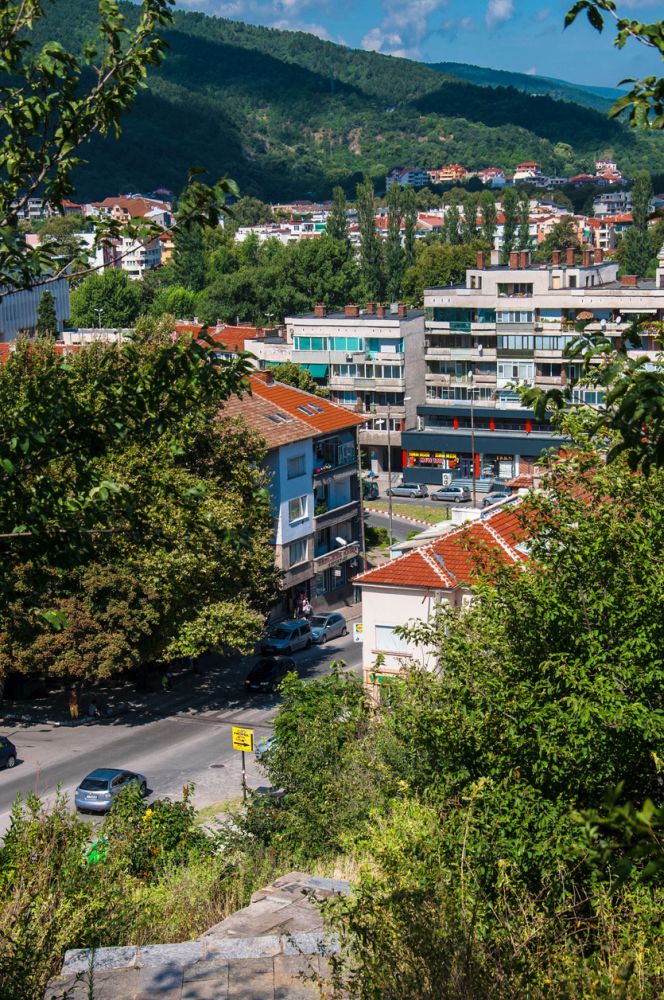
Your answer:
221,372 -> 366,614
353,497 -> 531,692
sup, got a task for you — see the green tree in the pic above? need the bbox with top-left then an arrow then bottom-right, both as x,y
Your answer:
385,184 -> 405,301
35,291 -> 58,338
230,196 -> 274,228
480,190 -> 498,247
402,185 -> 418,270
149,284 -> 197,319
70,269 -> 143,328
461,193 -> 478,243
326,186 -> 350,244
618,171 -> 654,276
356,178 -> 383,301
403,242 -> 480,302
517,191 -> 531,250
534,217 -> 581,261
270,361 -> 328,397
172,215 -> 206,293
501,188 -> 519,262
441,203 -> 462,245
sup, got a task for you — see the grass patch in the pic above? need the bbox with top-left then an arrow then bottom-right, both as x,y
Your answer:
195,798 -> 242,828
365,501 -> 451,525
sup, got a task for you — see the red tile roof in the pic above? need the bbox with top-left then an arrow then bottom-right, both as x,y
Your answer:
208,325 -> 259,352
220,390 -> 315,449
355,498 -> 531,591
249,374 -> 365,435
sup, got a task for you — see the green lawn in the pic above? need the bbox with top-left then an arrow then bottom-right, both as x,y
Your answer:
364,500 -> 451,525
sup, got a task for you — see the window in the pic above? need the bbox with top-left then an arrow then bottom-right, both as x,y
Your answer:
497,335 -> 534,351
497,361 -> 534,381
267,412 -> 292,424
288,538 -> 307,567
294,336 -> 329,351
287,454 -> 306,479
330,336 -> 364,352
375,625 -> 410,653
288,495 -> 308,523
496,311 -> 533,324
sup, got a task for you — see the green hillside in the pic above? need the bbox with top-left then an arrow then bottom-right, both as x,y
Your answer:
427,62 -> 622,113
33,2 -> 664,201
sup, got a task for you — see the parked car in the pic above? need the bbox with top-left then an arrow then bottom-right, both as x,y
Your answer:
482,487 -> 511,508
75,768 -> 147,813
261,619 -> 312,655
245,656 -> 296,693
363,481 -> 379,500
431,485 -> 471,503
0,736 -> 17,769
309,613 -> 348,644
386,482 -> 429,499
255,735 -> 277,761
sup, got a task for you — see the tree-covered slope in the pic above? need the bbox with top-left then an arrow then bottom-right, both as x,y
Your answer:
33,2 -> 664,201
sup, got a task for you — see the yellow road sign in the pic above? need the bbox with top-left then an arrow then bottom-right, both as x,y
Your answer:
232,726 -> 254,752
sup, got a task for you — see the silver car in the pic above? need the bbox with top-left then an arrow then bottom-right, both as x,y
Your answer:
309,613 -> 348,644
75,768 -> 147,813
386,482 -> 429,498
431,485 -> 471,503
261,619 -> 312,655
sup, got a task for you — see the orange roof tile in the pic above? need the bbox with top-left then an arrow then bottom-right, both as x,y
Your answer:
220,390 -> 315,449
355,498 -> 531,591
249,375 -> 365,435
208,325 -> 259,352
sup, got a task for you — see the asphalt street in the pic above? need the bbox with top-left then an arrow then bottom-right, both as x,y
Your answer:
0,627 -> 363,836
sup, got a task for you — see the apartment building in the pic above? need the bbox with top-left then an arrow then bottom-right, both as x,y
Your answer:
221,373 -> 365,614
287,303 -> 426,473
401,247 -> 664,487
385,167 -> 430,190
118,235 -> 161,279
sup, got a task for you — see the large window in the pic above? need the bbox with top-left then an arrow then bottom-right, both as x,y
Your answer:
425,385 -> 495,402
287,454 -> 306,480
497,335 -> 535,351
497,283 -> 533,297
496,311 -> 534,325
288,495 -> 308,523
288,538 -> 308,568
294,336 -> 329,351
330,336 -> 364,352
497,361 -> 534,381
375,625 -> 410,653
534,335 -> 574,351
430,307 -> 496,323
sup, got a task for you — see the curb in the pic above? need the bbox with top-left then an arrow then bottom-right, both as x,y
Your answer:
366,506 -> 440,527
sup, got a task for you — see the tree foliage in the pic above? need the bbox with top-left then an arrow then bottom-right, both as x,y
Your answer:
69,268 -> 143,327
269,361 -> 328,397
356,178 -> 383,301
35,290 -> 57,338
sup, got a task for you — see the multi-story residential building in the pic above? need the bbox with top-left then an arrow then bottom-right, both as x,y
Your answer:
385,167 -> 430,191
401,248 -> 664,489
0,279 -> 70,341
221,372 -> 365,614
118,235 -> 161,279
593,191 -> 631,217
513,162 -> 543,183
287,303 -> 426,473
477,167 -> 508,188
428,164 -> 468,184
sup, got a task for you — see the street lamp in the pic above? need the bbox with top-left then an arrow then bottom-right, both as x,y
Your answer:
469,344 -> 482,508
378,396 -> 411,544
94,307 -> 104,330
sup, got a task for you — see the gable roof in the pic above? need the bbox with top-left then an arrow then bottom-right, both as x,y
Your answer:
354,498 -> 531,591
249,374 -> 365,435
208,325 -> 259,352
220,389 -> 315,449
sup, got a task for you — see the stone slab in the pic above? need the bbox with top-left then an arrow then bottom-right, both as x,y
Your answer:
204,936 -> 282,961
184,959 -> 230,983
62,946 -> 139,973
137,943 -> 204,967
227,957 -> 275,999
181,975 -> 230,1000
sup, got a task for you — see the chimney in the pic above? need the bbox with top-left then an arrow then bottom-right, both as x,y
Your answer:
490,249 -> 500,267
566,247 -> 575,266
253,369 -> 274,384
551,249 -> 561,266
344,303 -> 360,318
376,303 -> 386,318
582,247 -> 593,267
475,250 -> 486,269
254,327 -> 265,340
314,302 -> 326,318
594,248 -> 603,264
397,303 -> 407,318
509,251 -> 519,269
620,274 -> 638,287
519,250 -> 531,268
365,301 -> 375,314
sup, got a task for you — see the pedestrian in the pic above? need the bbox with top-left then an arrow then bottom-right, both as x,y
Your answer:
87,697 -> 100,719
302,597 -> 312,618
68,688 -> 79,721
161,672 -> 173,693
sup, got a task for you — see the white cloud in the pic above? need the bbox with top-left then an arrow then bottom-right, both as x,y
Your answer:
441,15 -> 475,40
485,0 -> 514,29
361,0 -> 448,59
525,66 -> 537,75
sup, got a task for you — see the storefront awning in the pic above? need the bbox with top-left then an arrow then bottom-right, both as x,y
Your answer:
300,363 -> 329,378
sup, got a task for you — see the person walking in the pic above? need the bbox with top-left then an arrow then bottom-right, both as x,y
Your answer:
161,672 -> 173,693
68,688 -> 79,721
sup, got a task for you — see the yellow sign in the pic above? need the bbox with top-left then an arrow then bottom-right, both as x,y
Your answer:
232,726 -> 254,752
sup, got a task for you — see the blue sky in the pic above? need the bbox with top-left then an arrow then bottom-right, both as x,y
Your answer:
176,0 -> 662,88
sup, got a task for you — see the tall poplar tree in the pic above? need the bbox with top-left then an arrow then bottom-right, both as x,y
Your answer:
480,191 -> 498,249
619,172 -> 653,276
36,291 -> 58,338
402,186 -> 418,270
356,178 -> 383,301
442,203 -> 462,245
385,184 -> 405,301
173,215 -> 206,293
326,186 -> 350,245
501,188 -> 519,263
517,192 -> 532,250
461,194 -> 479,243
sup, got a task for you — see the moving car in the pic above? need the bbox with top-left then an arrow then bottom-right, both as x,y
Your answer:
245,656 -> 296,693
309,613 -> 348,644
386,482 -> 429,499
0,736 -> 17,769
255,735 -> 277,761
431,485 -> 471,503
482,487 -> 511,508
75,768 -> 147,813
261,620 -> 312,655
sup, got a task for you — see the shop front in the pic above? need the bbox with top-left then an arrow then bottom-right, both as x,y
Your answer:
313,541 -> 361,602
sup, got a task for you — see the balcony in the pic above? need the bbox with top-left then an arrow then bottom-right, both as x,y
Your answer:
314,499 -> 360,527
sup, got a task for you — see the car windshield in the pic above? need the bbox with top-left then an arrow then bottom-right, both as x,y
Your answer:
79,778 -> 109,791
272,628 -> 291,640
310,616 -> 327,627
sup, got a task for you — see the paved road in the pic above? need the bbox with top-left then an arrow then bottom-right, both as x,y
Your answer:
0,629 -> 363,836
365,509 -> 414,542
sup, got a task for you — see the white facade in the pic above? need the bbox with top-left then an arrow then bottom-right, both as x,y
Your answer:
118,237 -> 161,279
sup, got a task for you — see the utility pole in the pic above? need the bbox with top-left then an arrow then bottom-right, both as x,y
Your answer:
469,373 -> 476,507
387,401 -> 393,545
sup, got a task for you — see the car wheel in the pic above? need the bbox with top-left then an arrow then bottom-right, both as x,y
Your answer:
139,781 -> 147,796
320,633 -> 327,643
5,755 -> 16,769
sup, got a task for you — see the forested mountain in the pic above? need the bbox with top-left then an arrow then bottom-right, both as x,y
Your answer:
428,62 -> 622,113
34,1 -> 664,201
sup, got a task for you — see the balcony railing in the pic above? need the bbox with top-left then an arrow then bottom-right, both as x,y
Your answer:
314,499 -> 359,525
